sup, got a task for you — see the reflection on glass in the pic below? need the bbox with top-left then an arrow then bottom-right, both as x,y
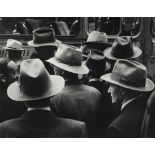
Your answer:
88,17 -> 121,35
121,17 -> 141,36
0,17 -> 80,36
88,17 -> 140,36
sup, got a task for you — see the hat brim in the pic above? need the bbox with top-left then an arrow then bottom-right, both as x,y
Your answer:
3,47 -> 24,51
83,61 -> 111,72
104,46 -> 142,60
83,41 -> 112,46
7,75 -> 65,101
101,73 -> 154,92
27,39 -> 61,47
47,58 -> 89,75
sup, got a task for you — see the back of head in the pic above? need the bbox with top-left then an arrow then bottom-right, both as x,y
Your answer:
34,46 -> 57,60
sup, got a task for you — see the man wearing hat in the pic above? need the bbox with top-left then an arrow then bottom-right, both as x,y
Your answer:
28,27 -> 61,74
3,39 -> 24,63
47,44 -> 105,137
101,59 -> 154,137
104,36 -> 142,61
84,49 -> 118,129
0,58 -> 26,123
0,59 -> 87,138
83,49 -> 111,90
82,31 -> 112,59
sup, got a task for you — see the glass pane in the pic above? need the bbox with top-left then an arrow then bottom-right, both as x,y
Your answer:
88,17 -> 121,35
121,17 -> 141,36
0,17 -> 80,36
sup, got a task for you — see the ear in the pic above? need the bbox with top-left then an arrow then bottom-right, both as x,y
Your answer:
0,74 -> 6,83
121,88 -> 126,97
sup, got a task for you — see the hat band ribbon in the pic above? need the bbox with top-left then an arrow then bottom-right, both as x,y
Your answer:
111,72 -> 146,87
55,57 -> 82,66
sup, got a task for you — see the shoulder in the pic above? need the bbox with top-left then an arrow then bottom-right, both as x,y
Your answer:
107,124 -> 126,138
0,118 -> 21,128
56,117 -> 88,137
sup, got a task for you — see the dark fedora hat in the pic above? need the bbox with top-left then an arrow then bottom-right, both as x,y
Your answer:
101,59 -> 154,92
104,36 -> 142,60
47,44 -> 89,75
28,27 -> 61,47
84,49 -> 111,73
83,31 -> 112,47
7,59 -> 65,101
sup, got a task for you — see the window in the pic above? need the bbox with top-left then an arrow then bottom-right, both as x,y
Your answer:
0,17 -> 80,36
88,17 -> 141,36
121,17 -> 141,36
88,17 -> 121,35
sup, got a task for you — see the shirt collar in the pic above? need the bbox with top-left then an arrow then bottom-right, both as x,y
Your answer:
28,106 -> 51,111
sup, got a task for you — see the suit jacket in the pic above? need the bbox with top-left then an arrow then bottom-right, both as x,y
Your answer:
50,81 -> 106,137
107,95 -> 147,138
0,110 -> 87,138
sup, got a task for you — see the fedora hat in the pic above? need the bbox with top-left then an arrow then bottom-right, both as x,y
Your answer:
83,31 -> 112,47
27,27 -> 61,47
84,49 -> 111,73
47,44 -> 89,75
3,39 -> 24,51
104,36 -> 142,60
101,59 -> 154,92
7,59 -> 65,101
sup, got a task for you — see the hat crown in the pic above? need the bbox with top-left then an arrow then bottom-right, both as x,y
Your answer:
33,27 -> 55,44
111,36 -> 134,59
86,49 -> 106,72
87,31 -> 108,43
55,44 -> 83,66
19,59 -> 52,97
6,39 -> 23,50
111,60 -> 147,87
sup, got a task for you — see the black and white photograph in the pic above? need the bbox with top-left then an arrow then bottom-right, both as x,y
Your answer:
0,1 -> 155,155
0,17 -> 154,138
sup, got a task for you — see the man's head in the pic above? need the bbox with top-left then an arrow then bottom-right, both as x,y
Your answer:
3,39 -> 24,61
0,58 -> 18,87
83,31 -> 112,52
104,36 -> 142,61
84,49 -> 111,79
7,59 -> 65,106
28,27 -> 61,60
108,83 -> 142,104
47,44 -> 89,76
101,59 -> 154,104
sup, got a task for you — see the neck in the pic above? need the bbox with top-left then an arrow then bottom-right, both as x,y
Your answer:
28,106 -> 51,111
122,93 -> 142,105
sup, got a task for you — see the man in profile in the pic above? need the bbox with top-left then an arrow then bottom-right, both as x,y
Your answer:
101,59 -> 154,137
